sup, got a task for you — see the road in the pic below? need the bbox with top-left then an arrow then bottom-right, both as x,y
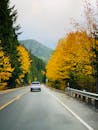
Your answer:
0,85 -> 96,130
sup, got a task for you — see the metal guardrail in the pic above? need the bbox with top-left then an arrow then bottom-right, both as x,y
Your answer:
67,87 -> 98,109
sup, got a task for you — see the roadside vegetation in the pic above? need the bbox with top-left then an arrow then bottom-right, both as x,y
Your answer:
46,0 -> 98,92
0,0 -> 46,90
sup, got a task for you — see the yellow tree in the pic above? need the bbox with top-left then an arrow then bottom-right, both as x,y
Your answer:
46,39 -> 70,89
0,47 -> 14,89
64,32 -> 93,76
17,45 -> 31,84
46,31 -> 94,90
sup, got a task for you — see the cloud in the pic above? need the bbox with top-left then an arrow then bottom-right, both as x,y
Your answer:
11,0 -> 96,48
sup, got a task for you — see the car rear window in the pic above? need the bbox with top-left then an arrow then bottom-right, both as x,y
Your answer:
32,82 -> 40,84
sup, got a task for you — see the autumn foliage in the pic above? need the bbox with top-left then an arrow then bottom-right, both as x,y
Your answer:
46,32 -> 95,91
0,47 -> 14,89
16,45 -> 31,85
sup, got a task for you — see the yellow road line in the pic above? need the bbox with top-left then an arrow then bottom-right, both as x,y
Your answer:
0,91 -> 29,110
0,86 -> 28,94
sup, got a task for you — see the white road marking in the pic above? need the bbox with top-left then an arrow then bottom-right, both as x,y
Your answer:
46,89 -> 94,130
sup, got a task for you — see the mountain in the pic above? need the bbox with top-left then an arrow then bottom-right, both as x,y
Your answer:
19,39 -> 53,62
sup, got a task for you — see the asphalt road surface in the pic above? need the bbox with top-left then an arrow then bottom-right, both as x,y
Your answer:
0,85 -> 94,130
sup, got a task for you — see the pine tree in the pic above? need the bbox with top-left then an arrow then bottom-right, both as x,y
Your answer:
0,0 -> 22,88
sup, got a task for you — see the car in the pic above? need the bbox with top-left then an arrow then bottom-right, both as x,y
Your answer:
30,81 -> 41,92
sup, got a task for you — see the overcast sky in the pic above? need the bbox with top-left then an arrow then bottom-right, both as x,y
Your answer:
11,0 -> 96,49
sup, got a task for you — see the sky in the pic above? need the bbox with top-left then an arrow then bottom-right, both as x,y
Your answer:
11,0 -> 96,49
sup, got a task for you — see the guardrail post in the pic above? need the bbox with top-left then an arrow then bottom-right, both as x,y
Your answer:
70,91 -> 73,97
75,93 -> 77,98
82,96 -> 86,102
67,87 -> 71,96
95,100 -> 98,109
87,98 -> 91,104
78,95 -> 81,99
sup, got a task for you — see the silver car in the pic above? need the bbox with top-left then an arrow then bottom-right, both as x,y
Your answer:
30,81 -> 41,92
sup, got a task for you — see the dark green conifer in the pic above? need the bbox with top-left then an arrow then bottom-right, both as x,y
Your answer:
0,0 -> 21,88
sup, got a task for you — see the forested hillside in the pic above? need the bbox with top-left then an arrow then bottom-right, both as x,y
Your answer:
27,55 -> 46,84
20,40 -> 53,62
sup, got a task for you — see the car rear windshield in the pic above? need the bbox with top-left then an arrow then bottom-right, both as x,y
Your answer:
32,82 -> 40,84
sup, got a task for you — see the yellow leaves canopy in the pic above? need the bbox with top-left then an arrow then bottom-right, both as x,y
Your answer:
17,45 -> 31,83
0,47 -> 14,82
46,31 -> 93,82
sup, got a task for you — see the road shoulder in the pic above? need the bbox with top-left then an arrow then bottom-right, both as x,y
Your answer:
45,85 -> 98,130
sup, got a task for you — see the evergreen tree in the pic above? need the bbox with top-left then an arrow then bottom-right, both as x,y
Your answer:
0,0 -> 22,88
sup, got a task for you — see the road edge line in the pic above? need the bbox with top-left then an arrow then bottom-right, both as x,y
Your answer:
47,90 -> 94,130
